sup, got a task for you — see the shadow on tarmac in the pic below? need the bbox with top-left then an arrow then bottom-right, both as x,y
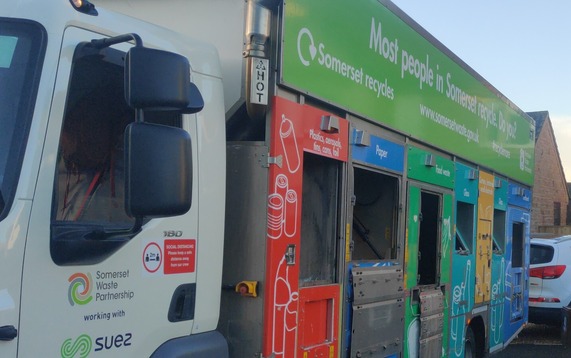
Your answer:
492,343 -> 568,357
493,323 -> 569,357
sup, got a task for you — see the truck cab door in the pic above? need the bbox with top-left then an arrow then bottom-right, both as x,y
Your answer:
18,26 -> 135,357
19,26 -> 201,357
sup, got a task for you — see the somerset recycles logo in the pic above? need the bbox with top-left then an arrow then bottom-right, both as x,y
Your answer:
61,334 -> 92,358
68,273 -> 93,306
297,27 -> 316,67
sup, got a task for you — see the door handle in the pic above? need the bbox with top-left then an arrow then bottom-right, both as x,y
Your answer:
0,325 -> 17,341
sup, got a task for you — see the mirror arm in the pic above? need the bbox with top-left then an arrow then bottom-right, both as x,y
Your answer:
131,216 -> 144,234
135,108 -> 145,123
89,33 -> 143,49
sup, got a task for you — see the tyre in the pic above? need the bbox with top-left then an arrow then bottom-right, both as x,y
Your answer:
465,325 -> 476,358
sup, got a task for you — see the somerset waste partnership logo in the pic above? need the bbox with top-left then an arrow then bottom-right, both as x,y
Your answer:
68,273 -> 93,306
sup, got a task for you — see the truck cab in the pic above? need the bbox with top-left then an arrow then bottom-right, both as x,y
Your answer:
0,1 -> 227,356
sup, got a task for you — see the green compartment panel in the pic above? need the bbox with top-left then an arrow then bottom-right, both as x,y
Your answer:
407,146 -> 455,189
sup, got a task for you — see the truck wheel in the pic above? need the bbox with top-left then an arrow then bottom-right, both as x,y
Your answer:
465,326 -> 476,358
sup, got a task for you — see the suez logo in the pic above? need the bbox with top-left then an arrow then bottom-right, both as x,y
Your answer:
61,333 -> 133,357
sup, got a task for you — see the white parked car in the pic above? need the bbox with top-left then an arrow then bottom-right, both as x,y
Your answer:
529,234 -> 571,325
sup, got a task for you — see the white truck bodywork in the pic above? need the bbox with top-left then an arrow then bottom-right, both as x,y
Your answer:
0,1 -> 226,356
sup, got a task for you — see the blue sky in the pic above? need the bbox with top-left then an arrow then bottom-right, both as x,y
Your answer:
390,0 -> 571,180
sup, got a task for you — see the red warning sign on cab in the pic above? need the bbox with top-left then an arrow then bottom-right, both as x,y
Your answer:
164,239 -> 196,274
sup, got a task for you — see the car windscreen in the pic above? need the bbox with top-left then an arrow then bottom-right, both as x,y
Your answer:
530,243 -> 554,265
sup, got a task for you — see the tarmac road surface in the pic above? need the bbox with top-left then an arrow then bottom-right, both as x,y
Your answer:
493,343 -> 568,357
492,323 -> 569,357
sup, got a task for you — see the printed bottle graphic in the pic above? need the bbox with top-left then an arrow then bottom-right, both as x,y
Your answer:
490,258 -> 505,345
442,217 -> 451,258
272,256 -> 298,358
267,174 -> 298,239
279,114 -> 300,173
451,260 -> 471,356
268,194 -> 284,239
284,190 -> 297,237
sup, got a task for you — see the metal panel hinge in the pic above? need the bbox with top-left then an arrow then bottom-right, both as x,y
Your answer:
264,154 -> 283,168
260,154 -> 283,168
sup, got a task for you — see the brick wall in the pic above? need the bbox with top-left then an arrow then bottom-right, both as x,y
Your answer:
531,118 -> 569,232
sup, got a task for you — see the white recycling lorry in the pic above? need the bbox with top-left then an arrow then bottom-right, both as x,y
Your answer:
1,0 -> 534,357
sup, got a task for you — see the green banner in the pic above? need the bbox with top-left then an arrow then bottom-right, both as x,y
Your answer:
281,0 -> 534,185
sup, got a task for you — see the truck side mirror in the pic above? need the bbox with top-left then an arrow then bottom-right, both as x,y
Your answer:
124,122 -> 192,218
124,46 -> 204,113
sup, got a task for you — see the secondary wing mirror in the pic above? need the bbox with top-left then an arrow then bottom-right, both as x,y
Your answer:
124,122 -> 192,218
125,46 -> 204,114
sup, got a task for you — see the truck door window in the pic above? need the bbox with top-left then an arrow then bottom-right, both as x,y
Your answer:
50,40 -> 184,265
54,46 -> 134,225
53,45 -> 182,225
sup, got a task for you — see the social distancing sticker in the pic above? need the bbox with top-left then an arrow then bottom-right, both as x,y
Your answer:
142,239 -> 196,275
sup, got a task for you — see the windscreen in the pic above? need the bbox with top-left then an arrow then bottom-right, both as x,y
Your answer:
0,19 -> 46,220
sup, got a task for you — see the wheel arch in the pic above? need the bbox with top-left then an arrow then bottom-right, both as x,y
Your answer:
468,315 -> 486,358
